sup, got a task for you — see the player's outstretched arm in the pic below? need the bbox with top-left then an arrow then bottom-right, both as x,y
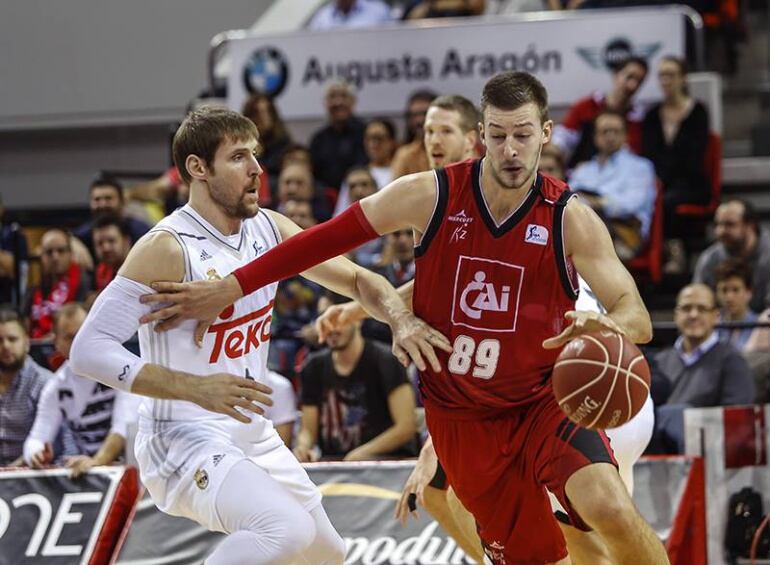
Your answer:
267,211 -> 450,372
543,199 -> 652,349
140,172 -> 436,330
69,232 -> 273,423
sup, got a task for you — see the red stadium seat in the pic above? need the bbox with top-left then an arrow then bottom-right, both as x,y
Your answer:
628,181 -> 664,284
674,132 -> 722,217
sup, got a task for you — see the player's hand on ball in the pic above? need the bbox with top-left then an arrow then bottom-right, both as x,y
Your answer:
316,303 -> 365,343
542,310 -> 626,350
390,313 -> 452,372
190,373 -> 273,424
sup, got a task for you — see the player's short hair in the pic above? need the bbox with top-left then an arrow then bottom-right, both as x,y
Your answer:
173,106 -> 259,185
612,55 -> 649,75
429,95 -> 480,133
92,212 -> 130,238
715,258 -> 753,290
480,72 -> 549,124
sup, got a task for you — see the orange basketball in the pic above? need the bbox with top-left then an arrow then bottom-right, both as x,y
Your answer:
552,331 -> 650,430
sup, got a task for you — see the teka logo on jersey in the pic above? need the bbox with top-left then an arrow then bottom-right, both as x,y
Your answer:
207,301 -> 274,363
451,256 -> 524,332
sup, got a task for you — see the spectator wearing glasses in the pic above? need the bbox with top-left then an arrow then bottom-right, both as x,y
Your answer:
649,284 -> 754,453
26,229 -> 91,339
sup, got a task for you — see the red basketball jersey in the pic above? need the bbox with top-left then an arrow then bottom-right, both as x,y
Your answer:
413,159 -> 578,418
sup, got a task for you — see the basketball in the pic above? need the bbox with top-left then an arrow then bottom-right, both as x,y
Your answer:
552,331 -> 651,430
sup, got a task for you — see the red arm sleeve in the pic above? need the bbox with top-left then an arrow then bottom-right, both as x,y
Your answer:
233,202 -> 380,295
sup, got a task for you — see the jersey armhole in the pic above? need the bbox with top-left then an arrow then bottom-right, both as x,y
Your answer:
148,227 -> 192,283
414,168 -> 449,258
260,209 -> 282,246
553,192 -> 579,301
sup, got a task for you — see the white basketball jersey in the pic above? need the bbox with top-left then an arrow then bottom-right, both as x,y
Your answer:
138,205 -> 280,422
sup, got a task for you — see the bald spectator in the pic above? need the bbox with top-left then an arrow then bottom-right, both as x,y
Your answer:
309,81 -> 368,190
92,214 -> 132,293
693,199 -> 770,313
391,90 -> 437,178
552,56 -> 648,169
307,0 -> 394,30
26,230 -> 91,339
0,195 -> 28,306
73,175 -> 150,258
0,309 -> 52,466
650,284 -> 755,453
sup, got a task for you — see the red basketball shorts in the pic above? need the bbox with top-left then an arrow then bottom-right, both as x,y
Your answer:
426,392 -> 617,564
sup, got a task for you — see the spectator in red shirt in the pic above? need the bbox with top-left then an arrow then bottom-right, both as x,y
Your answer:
551,56 -> 648,169
26,230 -> 91,339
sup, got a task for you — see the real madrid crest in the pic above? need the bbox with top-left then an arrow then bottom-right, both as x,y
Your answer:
206,268 -> 222,281
194,468 -> 209,490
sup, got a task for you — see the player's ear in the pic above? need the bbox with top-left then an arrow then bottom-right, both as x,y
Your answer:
478,121 -> 486,147
542,119 -> 554,144
185,154 -> 208,181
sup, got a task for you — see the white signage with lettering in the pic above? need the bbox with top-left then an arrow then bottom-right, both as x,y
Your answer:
227,8 -> 686,119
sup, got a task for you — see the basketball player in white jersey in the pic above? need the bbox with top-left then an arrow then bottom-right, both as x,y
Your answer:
70,107 -> 451,565
316,275 -> 654,564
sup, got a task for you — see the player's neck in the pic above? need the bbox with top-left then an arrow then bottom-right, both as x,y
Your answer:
188,189 -> 242,236
332,333 -> 365,376
480,160 -> 534,223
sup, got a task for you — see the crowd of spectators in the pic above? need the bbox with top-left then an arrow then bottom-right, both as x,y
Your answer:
0,0 -> 761,471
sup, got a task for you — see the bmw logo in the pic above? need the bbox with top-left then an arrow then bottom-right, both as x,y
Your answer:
243,46 -> 289,98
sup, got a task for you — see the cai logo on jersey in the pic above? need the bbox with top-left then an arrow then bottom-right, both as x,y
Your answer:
207,300 -> 274,363
451,256 -> 523,332
243,46 -> 289,98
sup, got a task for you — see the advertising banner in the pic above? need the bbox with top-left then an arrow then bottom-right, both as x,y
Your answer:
116,458 -> 693,564
0,467 -> 136,565
227,9 -> 687,120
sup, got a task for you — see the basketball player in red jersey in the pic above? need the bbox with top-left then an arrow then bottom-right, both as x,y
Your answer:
142,72 -> 668,564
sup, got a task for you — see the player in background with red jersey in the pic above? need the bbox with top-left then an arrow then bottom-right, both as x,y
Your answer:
142,72 -> 667,565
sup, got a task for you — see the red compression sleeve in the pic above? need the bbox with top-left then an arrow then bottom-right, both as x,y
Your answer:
233,202 -> 380,295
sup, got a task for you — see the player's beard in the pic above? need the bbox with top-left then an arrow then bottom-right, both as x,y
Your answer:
209,180 -> 260,220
